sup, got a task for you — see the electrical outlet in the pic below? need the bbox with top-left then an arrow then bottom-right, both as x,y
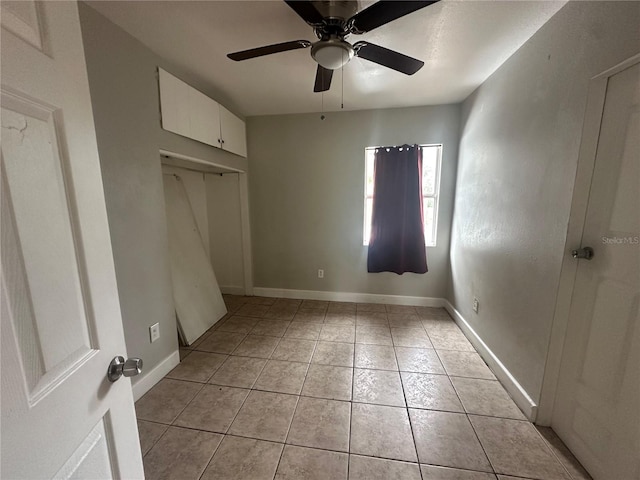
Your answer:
149,323 -> 160,343
472,298 -> 479,313
318,269 -> 324,279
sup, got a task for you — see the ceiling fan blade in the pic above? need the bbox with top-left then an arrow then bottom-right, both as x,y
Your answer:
350,1 -> 439,33
284,1 -> 325,26
314,65 -> 333,92
354,41 -> 424,75
228,40 -> 311,61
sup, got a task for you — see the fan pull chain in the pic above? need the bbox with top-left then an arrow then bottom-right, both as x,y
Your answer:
341,51 -> 344,109
320,90 -> 325,120
341,64 -> 344,110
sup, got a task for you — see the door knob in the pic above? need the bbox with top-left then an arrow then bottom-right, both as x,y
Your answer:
572,246 -> 594,260
107,356 -> 143,382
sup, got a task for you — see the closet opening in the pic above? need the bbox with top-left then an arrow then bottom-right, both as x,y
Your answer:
160,149 -> 252,345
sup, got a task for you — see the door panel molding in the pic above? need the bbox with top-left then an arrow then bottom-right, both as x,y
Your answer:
0,0 -> 48,54
54,416 -> 114,479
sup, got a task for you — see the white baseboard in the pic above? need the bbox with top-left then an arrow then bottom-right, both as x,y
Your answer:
252,287 -> 444,307
444,300 -> 538,421
131,350 -> 180,402
220,285 -> 245,295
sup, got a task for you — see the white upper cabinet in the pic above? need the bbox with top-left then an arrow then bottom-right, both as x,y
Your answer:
158,68 -> 247,157
219,104 -> 247,157
159,68 -> 190,138
189,87 -> 220,147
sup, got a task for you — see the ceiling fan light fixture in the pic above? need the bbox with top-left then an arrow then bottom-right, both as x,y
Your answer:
311,39 -> 354,70
227,0 -> 438,91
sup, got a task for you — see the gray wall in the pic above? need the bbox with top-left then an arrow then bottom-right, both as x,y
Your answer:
449,1 -> 640,402
78,3 -> 247,384
247,105 -> 460,298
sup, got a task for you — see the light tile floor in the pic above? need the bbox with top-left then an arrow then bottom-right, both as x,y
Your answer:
136,295 -> 592,480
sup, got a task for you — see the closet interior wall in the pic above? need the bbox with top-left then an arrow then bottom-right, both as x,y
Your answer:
161,162 -> 245,295
205,173 -> 245,295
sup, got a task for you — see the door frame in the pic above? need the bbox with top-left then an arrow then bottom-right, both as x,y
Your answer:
159,148 -> 254,296
537,53 -> 640,425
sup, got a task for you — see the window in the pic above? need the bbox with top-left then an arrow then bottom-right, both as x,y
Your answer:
363,144 -> 442,247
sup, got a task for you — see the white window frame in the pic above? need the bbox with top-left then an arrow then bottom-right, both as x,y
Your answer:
363,144 -> 442,247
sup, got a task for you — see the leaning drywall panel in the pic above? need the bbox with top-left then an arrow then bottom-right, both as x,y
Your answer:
162,164 -> 209,257
162,173 -> 227,344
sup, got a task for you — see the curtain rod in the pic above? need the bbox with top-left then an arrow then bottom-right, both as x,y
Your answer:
365,143 -> 442,150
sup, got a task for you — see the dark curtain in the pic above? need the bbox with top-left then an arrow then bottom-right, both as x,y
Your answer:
367,145 -> 428,274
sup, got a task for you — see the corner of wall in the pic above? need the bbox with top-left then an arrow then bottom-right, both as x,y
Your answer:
444,300 -> 538,421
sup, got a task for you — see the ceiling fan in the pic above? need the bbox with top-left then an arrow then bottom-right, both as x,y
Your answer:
227,1 -> 440,92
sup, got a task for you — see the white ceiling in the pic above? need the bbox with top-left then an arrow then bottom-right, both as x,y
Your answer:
87,0 -> 565,117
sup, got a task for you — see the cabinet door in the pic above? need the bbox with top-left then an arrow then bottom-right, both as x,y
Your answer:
159,69 -> 190,138
219,104 -> 247,157
189,87 -> 220,148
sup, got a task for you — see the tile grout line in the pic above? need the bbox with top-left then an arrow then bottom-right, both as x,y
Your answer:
202,315 -> 277,476
195,300 -> 251,480
531,427 -> 579,480
270,300 -> 320,479
194,446 -> 220,480
390,339 -> 425,480
425,320 -> 499,476
449,382 -> 498,475
194,430 -> 224,480
176,325 -> 507,381
204,297 -> 287,480
347,320 -> 357,480
465,415 -> 503,477
215,432 -> 426,463
149,297 -> 564,479
146,376 -> 534,426
164,380 -> 206,428
268,393 -> 300,480
138,378 -> 211,476
138,421 -> 170,461
154,421 -> 525,475
427,322 -> 560,478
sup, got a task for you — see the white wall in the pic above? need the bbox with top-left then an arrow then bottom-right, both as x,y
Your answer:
449,1 -> 640,405
247,105 -> 460,299
205,173 -> 245,293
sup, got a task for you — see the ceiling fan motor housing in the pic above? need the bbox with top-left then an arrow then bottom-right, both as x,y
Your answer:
311,1 -> 359,24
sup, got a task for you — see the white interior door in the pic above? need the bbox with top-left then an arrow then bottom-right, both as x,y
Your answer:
1,1 -> 143,478
552,60 -> 640,479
